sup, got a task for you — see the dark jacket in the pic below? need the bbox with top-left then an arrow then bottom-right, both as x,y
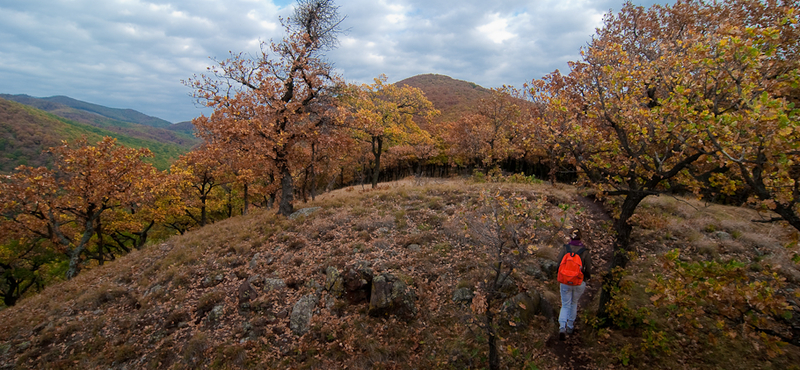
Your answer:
556,240 -> 593,281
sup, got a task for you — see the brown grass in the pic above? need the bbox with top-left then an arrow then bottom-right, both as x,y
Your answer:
1,178 -> 799,370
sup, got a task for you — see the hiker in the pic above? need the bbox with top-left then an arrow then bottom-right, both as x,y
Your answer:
556,228 -> 593,340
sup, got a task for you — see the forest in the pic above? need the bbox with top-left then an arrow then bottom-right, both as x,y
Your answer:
1,0 -> 799,368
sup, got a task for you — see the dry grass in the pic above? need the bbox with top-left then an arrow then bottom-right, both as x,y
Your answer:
1,178 -> 799,370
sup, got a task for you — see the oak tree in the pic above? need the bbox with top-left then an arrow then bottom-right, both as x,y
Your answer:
345,75 -> 437,188
447,87 -> 524,170
533,0 -> 800,325
188,0 -> 345,216
0,137 -> 158,280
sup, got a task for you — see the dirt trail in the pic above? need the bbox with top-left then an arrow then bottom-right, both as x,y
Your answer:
545,195 -> 614,370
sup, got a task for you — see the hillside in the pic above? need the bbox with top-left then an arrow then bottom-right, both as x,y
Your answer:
0,94 -> 199,149
1,94 -> 172,128
0,98 -> 192,171
1,178 -> 797,369
396,74 -> 492,123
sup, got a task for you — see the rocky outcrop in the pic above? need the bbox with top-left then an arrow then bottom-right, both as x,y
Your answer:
290,294 -> 319,335
289,207 -> 321,220
502,290 -> 555,328
264,278 -> 287,292
325,266 -> 344,298
342,261 -> 373,304
238,280 -> 259,308
368,273 -> 417,320
452,287 -> 474,304
539,259 -> 559,280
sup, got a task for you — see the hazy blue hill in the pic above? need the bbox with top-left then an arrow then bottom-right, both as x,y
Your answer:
0,98 -> 191,172
44,95 -> 172,128
169,121 -> 196,136
0,94 -> 199,149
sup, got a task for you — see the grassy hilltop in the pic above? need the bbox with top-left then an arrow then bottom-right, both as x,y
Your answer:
0,178 -> 798,369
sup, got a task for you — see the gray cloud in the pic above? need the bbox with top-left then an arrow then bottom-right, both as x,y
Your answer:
0,0 -> 668,122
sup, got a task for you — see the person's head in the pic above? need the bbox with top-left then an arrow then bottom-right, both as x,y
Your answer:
570,229 -> 582,241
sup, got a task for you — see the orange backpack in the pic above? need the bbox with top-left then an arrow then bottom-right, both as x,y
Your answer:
557,245 -> 585,286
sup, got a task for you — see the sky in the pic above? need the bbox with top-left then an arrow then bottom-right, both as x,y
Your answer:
0,0 -> 669,123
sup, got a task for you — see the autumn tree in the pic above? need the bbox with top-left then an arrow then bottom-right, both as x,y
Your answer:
170,145 -> 234,228
460,190 -> 549,370
524,76 -> 579,185
531,2 -> 725,323
188,0 -> 345,216
345,75 -> 438,188
691,0 -> 800,231
650,249 -> 797,353
532,0 -> 800,325
0,238 -> 57,307
0,137 -> 158,280
447,87 -> 524,170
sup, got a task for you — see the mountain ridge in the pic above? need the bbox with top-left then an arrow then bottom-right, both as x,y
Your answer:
1,94 -> 173,128
0,98 -> 193,171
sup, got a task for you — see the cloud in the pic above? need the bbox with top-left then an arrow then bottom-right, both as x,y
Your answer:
0,0 -> 670,122
477,13 -> 517,44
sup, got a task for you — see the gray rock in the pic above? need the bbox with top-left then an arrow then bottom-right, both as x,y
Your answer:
202,274 -> 224,288
540,260 -> 559,279
524,265 -> 545,280
324,294 -> 336,310
502,292 -> 541,328
452,287 -> 474,304
238,280 -> 259,307
145,284 -> 164,297
407,244 -> 421,252
496,275 -> 518,298
250,253 -> 261,269
264,278 -> 287,292
325,266 -> 344,298
208,304 -> 225,322
369,273 -> 417,320
289,207 -> 321,220
290,294 -> 319,335
712,231 -> 733,240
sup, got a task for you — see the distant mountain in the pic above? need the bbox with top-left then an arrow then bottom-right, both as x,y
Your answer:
0,94 -> 199,149
0,98 -> 193,172
395,74 -> 493,123
2,94 -> 172,128
169,121 -> 196,137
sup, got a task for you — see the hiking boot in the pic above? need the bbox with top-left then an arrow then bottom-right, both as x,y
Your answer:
558,328 -> 566,341
566,327 -> 574,335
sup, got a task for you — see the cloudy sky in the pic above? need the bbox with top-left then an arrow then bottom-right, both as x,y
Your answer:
1,0 -> 668,123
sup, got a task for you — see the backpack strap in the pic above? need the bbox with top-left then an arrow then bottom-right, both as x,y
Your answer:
565,244 -> 585,257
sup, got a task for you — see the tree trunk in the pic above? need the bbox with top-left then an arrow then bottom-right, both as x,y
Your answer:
200,194 -> 208,227
487,309 -> 499,370
371,136 -> 383,188
278,163 -> 295,216
301,166 -> 309,203
597,192 -> 647,324
310,143 -> 317,201
2,270 -> 20,307
135,220 -> 155,250
226,187 -> 233,218
243,183 -> 249,216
